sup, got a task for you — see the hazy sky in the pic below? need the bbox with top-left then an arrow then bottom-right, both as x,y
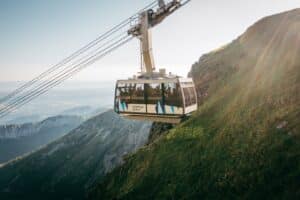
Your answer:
0,0 -> 300,82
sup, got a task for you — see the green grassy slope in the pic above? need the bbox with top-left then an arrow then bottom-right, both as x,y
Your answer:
89,9 -> 300,200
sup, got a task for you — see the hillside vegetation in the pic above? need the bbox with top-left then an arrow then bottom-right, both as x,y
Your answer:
90,9 -> 300,199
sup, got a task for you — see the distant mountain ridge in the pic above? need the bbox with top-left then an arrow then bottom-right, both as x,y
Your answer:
60,106 -> 109,119
0,115 -> 82,139
0,110 -> 152,200
0,115 -> 83,164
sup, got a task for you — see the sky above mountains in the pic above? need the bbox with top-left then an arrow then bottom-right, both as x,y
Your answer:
0,0 -> 300,82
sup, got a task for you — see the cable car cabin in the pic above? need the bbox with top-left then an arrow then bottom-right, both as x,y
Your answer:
114,78 -> 197,124
114,0 -> 197,123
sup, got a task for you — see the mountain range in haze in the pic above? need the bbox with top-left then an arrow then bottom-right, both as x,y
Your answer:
0,115 -> 83,164
0,111 -> 152,200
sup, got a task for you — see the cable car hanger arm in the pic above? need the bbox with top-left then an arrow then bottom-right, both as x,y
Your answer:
128,0 -> 191,35
127,0 -> 191,76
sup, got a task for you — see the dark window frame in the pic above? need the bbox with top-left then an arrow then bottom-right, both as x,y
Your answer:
115,82 -> 184,114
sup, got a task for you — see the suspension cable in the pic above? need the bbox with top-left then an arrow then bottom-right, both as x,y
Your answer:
0,36 -> 133,118
2,31 -> 129,108
0,0 -> 158,104
0,34 -> 131,116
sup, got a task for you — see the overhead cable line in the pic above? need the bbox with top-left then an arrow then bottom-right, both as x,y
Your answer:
0,20 -> 130,104
0,0 -> 158,104
0,36 -> 133,118
2,31 -> 129,109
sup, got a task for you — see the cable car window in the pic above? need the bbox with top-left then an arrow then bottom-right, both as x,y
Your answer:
131,83 -> 145,104
117,84 -> 131,100
164,83 -> 182,107
146,83 -> 162,104
115,83 -> 131,112
183,87 -> 196,107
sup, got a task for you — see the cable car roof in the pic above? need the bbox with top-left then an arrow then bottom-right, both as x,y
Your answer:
117,77 -> 194,84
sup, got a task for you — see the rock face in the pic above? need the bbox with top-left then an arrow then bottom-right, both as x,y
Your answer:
0,115 -> 83,164
0,110 -> 152,200
90,9 -> 300,200
147,122 -> 174,144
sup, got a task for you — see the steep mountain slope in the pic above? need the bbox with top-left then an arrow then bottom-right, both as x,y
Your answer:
90,9 -> 300,199
0,111 -> 152,200
0,115 -> 83,164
